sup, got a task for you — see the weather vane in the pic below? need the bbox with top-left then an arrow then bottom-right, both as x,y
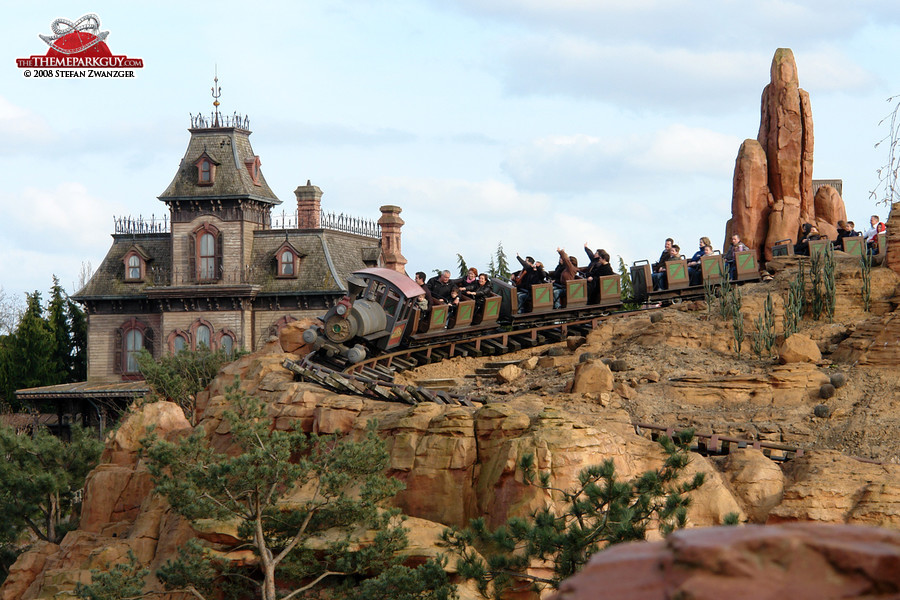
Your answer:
211,66 -> 221,127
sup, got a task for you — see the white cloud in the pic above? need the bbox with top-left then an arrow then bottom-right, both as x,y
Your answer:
3,183 -> 117,252
639,124 -> 740,175
502,125 -> 741,193
496,38 -> 875,112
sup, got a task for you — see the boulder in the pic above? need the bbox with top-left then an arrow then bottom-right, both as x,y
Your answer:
723,449 -> 784,523
551,523 -> 900,600
813,185 -> 845,231
497,364 -> 523,384
777,334 -> 821,364
571,360 -> 614,394
519,356 -> 540,370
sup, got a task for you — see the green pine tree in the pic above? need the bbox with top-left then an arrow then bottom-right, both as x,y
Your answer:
75,550 -> 149,600
140,380 -> 455,600
47,276 -> 71,382
486,254 -> 496,279
456,253 -> 468,278
2,292 -> 55,408
68,299 -> 87,383
0,422 -> 104,545
494,243 -> 511,280
618,256 -> 639,310
441,432 -> 704,599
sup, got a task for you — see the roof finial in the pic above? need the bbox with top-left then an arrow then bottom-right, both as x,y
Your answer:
211,65 -> 221,127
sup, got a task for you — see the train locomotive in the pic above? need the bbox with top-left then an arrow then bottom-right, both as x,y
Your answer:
302,268 -> 426,364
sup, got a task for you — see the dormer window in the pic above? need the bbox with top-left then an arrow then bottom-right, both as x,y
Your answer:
274,241 -> 302,279
193,152 -> 219,186
280,250 -> 295,276
244,156 -> 262,185
123,247 -> 150,282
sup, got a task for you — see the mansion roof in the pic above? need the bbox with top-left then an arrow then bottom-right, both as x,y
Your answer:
74,228 -> 380,300
158,126 -> 281,205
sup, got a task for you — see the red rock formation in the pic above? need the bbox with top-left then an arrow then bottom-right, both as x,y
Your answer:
551,523 -> 900,600
759,48 -> 805,255
725,139 -> 770,258
813,185 -> 846,230
731,48 -> 848,261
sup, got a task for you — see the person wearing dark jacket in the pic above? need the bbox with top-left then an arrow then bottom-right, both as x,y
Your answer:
426,270 -> 455,304
583,246 -> 614,302
514,255 -> 546,313
463,273 -> 494,314
415,272 -> 434,307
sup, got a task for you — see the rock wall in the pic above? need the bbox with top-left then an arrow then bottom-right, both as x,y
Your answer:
729,48 -> 848,261
7,325 -> 900,599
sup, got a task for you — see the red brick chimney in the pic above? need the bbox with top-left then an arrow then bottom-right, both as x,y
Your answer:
295,180 -> 322,229
378,205 -> 407,273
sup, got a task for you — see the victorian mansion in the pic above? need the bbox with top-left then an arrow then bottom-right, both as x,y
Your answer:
21,107 -> 406,406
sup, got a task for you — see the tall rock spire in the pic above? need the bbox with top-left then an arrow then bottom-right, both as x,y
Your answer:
727,48 -> 845,261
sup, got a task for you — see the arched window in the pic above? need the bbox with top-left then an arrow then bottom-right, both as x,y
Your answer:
275,242 -> 300,279
127,254 -> 141,279
280,250 -> 294,276
125,328 -> 143,373
199,232 -> 216,280
191,223 -> 222,282
173,334 -> 187,353
194,152 -> 218,186
195,324 -> 211,349
123,249 -> 146,282
220,334 -> 234,356
115,318 -> 153,378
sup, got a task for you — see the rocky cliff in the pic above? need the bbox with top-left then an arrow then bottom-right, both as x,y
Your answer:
5,259 -> 900,599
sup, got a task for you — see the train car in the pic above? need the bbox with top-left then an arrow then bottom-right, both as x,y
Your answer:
302,253 -> 762,367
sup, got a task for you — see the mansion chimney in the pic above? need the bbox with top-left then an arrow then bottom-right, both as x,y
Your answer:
295,180 -> 322,229
378,205 -> 407,273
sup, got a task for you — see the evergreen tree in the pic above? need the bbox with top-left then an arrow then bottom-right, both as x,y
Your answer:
0,422 -> 104,544
494,243 -> 511,280
456,253 -> 468,278
2,292 -> 55,408
486,254 -> 496,279
68,299 -> 87,383
441,433 -> 704,599
47,276 -> 71,382
76,551 -> 148,600
141,381 -> 455,600
618,256 -> 639,310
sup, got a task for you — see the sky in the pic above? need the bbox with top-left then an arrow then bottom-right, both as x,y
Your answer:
2,1 -> 900,307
